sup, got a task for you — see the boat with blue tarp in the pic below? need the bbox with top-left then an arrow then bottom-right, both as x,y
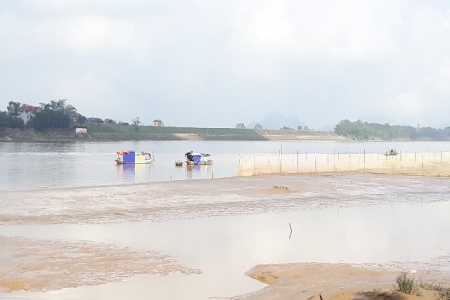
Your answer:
184,151 -> 213,165
115,150 -> 154,164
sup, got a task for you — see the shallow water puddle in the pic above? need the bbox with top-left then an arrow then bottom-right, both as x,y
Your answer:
1,201 -> 450,299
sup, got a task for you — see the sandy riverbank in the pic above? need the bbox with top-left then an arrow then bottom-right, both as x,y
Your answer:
1,174 -> 449,299
235,263 -> 447,300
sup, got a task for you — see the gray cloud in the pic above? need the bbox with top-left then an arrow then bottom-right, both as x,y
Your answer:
1,0 -> 450,128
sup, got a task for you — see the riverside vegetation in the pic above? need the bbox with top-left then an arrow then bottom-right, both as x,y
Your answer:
396,272 -> 450,300
335,119 -> 450,141
2,99 -> 450,142
0,99 -> 336,141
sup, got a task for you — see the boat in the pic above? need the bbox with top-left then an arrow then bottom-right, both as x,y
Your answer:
184,151 -> 213,165
115,150 -> 154,164
385,149 -> 398,156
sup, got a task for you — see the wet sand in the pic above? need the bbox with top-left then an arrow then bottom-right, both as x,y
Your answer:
235,263 -> 446,300
1,173 -> 449,226
1,174 -> 450,298
0,236 -> 200,293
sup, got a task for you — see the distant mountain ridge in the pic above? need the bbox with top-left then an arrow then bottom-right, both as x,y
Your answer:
247,113 -> 306,130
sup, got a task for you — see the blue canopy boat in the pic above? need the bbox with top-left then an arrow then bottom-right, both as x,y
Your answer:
115,150 -> 154,164
184,151 -> 213,165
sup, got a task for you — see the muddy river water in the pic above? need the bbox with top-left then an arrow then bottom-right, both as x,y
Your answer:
1,140 -> 450,190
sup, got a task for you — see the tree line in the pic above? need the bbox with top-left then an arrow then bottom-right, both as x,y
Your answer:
235,123 -> 309,131
1,99 -> 87,131
3,103 -> 449,140
334,119 -> 450,140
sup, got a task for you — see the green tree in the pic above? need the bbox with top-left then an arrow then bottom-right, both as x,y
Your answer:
31,99 -> 78,130
7,101 -> 21,116
254,124 -> 263,131
77,114 -> 87,125
39,99 -> 76,116
42,99 -> 66,112
0,111 -> 24,128
333,119 -> 447,140
30,110 -> 70,131
88,117 -> 103,124
132,117 -> 141,132
236,123 -> 245,129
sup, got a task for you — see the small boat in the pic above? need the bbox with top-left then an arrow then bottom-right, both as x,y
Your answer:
115,150 -> 154,164
175,160 -> 184,167
385,149 -> 398,156
185,151 -> 213,165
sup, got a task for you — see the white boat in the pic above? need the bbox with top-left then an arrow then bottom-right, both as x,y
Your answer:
115,150 -> 154,164
385,149 -> 398,156
184,151 -> 213,165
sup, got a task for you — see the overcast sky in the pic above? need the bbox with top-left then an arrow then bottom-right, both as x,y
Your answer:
1,1 -> 450,129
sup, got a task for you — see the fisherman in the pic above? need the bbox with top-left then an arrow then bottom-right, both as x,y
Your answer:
185,151 -> 194,162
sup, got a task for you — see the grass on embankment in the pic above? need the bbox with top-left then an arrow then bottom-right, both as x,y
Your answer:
86,124 -> 267,141
0,124 -> 342,142
0,124 -> 267,142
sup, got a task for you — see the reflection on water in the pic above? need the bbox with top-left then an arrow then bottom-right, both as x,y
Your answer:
116,163 -> 213,182
1,201 -> 449,299
116,164 -> 135,182
185,164 -> 213,179
116,164 -> 155,183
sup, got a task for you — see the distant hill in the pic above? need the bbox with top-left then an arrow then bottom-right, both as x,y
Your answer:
320,124 -> 336,131
247,113 -> 306,130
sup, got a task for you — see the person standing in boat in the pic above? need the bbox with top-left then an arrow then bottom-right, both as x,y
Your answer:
185,151 -> 194,162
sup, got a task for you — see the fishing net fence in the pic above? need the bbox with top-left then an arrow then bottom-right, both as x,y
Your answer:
237,151 -> 450,177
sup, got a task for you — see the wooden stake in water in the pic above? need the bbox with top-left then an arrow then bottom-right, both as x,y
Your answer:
280,144 -> 283,173
364,149 -> 366,172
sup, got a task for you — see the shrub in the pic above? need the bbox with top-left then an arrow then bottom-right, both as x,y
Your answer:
273,185 -> 289,191
437,288 -> 450,300
396,272 -> 415,294
420,282 -> 450,300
